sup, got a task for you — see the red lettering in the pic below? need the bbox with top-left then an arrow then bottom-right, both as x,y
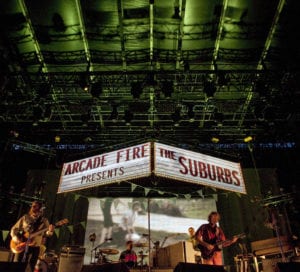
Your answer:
207,163 -> 216,180
216,166 -> 225,182
232,171 -> 241,186
179,156 -> 188,174
116,150 -> 123,163
64,164 -> 72,175
188,159 -> 198,177
79,160 -> 86,172
132,147 -> 139,159
178,158 -> 241,188
224,168 -> 233,184
198,162 -> 207,178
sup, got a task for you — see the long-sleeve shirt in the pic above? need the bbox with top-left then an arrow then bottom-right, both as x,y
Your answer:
10,214 -> 50,247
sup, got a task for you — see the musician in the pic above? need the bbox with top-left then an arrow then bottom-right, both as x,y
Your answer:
187,227 -> 202,263
195,211 -> 238,265
10,201 -> 54,272
119,240 -> 137,268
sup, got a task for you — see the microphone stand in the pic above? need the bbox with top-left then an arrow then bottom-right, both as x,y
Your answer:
90,242 -> 104,264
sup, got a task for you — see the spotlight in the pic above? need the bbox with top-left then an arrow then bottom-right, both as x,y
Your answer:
211,137 -> 220,143
54,135 -> 61,143
83,136 -> 92,143
244,136 -> 253,143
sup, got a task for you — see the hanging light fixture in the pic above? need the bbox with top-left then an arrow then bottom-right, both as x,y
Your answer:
244,136 -> 253,143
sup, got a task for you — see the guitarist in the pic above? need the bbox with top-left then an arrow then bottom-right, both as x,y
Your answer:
10,201 -> 55,272
195,211 -> 238,266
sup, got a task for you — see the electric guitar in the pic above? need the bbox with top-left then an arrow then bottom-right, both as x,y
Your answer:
198,233 -> 245,259
10,218 -> 68,254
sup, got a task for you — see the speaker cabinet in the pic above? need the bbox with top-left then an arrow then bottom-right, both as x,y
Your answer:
0,247 -> 12,261
0,262 -> 27,272
174,262 -> 226,272
58,252 -> 84,272
276,262 -> 300,272
157,241 -> 196,267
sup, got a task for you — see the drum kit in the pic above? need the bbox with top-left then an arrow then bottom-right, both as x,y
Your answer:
91,243 -> 149,268
95,248 -> 120,264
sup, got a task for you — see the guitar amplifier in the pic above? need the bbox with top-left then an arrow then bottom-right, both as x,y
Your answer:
0,247 -> 12,261
157,241 -> 196,268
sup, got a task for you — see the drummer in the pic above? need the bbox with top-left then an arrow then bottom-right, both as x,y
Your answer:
119,240 -> 137,268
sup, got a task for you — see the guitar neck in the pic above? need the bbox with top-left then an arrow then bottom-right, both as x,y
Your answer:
29,227 -> 48,239
216,233 -> 245,247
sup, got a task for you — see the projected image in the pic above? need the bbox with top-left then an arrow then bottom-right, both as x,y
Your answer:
83,197 -> 216,265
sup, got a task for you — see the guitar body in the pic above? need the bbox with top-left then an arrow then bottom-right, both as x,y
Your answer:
198,244 -> 220,260
198,233 -> 245,260
10,239 -> 34,254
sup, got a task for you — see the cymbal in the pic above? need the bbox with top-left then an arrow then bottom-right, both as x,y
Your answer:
134,243 -> 148,247
99,248 -> 119,255
138,254 -> 148,258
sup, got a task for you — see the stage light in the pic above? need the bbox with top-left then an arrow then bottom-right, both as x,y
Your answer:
211,137 -> 220,143
55,135 -> 61,143
244,136 -> 253,143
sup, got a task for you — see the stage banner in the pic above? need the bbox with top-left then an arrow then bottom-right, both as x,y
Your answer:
58,142 -> 151,193
154,143 -> 246,194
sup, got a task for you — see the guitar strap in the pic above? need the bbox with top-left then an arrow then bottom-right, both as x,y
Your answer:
25,213 -> 44,233
32,216 -> 43,233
